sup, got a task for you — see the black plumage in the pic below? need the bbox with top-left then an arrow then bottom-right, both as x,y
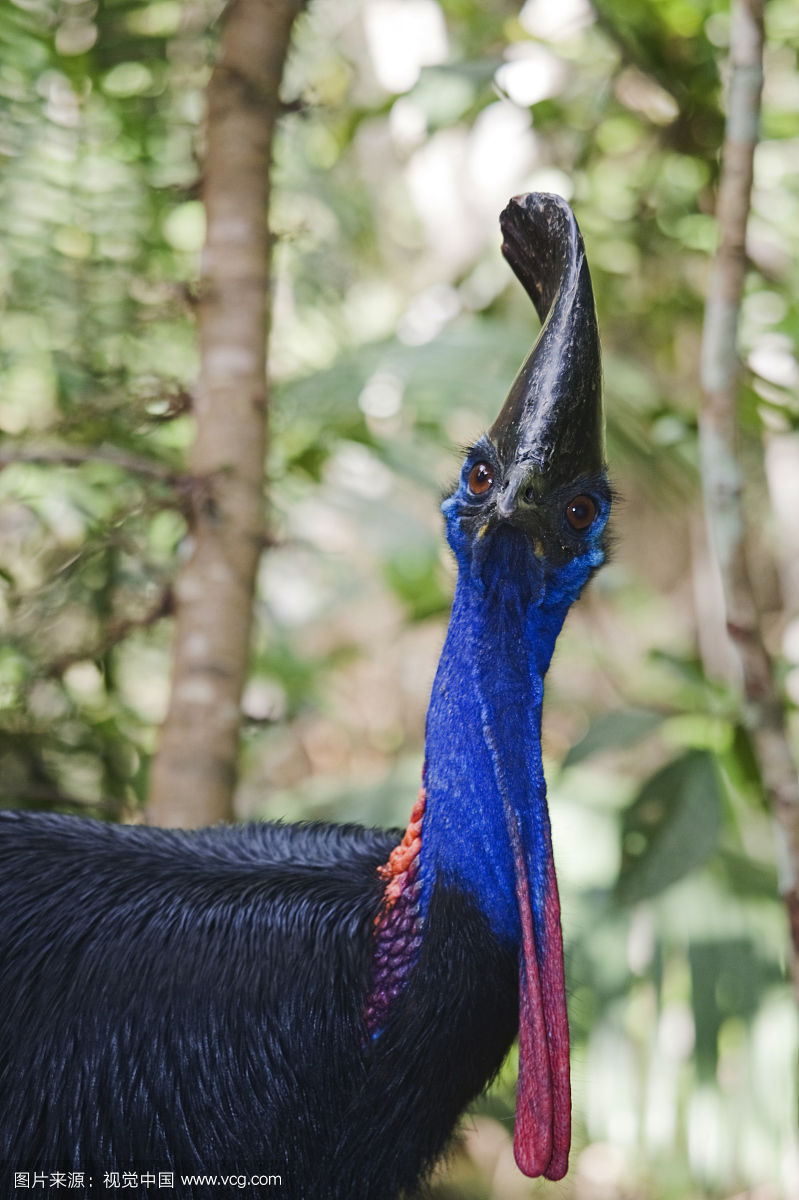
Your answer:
0,812 -> 517,1198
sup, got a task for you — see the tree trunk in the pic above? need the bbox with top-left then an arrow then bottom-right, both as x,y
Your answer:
147,0 -> 305,828
699,0 -> 799,997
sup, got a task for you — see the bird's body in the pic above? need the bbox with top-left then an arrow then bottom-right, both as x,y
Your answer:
0,813 -> 517,1198
0,193 -> 612,1198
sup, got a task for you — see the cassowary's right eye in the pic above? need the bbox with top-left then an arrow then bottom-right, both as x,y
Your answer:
468,462 -> 494,495
565,494 -> 596,530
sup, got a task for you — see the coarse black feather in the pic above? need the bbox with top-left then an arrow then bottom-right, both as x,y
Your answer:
0,811 -> 517,1199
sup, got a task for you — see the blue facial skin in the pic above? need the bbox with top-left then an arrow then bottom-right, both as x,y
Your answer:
417,436 -> 611,947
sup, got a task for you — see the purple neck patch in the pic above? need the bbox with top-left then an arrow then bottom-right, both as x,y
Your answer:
363,787 -> 426,1037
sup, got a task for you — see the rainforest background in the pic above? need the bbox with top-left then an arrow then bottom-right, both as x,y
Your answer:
1,0 -> 798,1194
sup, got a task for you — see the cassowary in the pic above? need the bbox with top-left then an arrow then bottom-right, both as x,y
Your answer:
0,193 -> 611,1199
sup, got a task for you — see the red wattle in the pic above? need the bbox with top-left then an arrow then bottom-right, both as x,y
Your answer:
510,825 -> 571,1180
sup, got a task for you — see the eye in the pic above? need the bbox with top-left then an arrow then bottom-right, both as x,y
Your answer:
565,494 -> 597,531
467,462 -> 494,495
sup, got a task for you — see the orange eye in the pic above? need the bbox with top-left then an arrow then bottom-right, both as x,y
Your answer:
467,462 -> 494,495
565,494 -> 596,530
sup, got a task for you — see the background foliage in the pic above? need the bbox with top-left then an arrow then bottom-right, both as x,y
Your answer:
1,0 -> 798,1194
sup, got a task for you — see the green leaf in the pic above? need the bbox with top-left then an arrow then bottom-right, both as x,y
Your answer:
616,748 -> 723,905
725,722 -> 766,802
563,708 -> 663,768
383,549 -> 450,622
713,849 -> 778,900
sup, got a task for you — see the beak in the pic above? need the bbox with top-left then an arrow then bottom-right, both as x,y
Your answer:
488,193 -> 604,1180
489,193 -> 605,489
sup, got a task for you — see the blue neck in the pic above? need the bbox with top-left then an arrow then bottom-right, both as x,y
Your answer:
417,527 -> 581,945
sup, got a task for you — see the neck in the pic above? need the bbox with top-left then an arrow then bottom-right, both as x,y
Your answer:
417,529 -> 571,944
364,527 -> 584,1036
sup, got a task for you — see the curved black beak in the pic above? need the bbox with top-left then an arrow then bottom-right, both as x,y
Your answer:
489,194 -> 605,492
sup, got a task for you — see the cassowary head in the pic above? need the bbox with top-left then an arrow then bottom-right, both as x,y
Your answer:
444,193 -> 611,597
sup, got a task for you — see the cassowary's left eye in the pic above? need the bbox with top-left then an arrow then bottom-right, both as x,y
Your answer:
468,462 -> 494,495
565,494 -> 596,530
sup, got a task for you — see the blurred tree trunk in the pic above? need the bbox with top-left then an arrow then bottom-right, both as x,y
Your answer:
699,0 -> 799,997
147,0 -> 305,828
